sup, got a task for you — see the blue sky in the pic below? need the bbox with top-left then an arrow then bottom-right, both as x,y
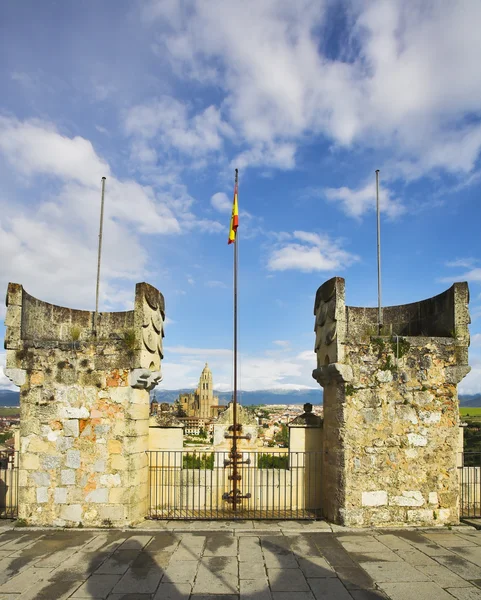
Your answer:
0,0 -> 480,394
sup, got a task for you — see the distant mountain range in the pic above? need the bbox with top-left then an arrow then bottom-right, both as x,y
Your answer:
459,394 -> 481,408
1,387 -> 480,408
0,390 -> 20,407
152,388 -> 324,406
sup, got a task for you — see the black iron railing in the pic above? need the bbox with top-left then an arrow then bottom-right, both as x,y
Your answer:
0,451 -> 18,519
459,452 -> 481,518
147,450 -> 322,520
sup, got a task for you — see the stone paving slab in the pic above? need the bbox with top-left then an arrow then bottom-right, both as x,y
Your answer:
163,559 -> 199,584
358,561 -> 430,583
349,591 -> 389,600
2,524 -> 481,598
434,553 -> 481,580
445,587 -> 481,599
267,568 -> 310,592
239,578 -> 272,599
450,546 -> 481,567
378,581 -> 463,600
307,577 -> 353,599
17,578 -> 83,600
272,592 -> 315,600
153,582 -> 191,600
350,550 -> 402,563
193,556 -> 238,594
71,574 -> 121,598
393,549 -> 439,566
239,559 -> 267,580
297,556 -> 336,577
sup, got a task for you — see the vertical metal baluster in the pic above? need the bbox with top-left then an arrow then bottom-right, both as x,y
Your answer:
258,450 -> 261,519
296,452 -> 300,519
15,452 -> 18,519
307,451 -> 311,519
166,451 -> 169,519
200,452 -> 203,519
278,452 -> 281,519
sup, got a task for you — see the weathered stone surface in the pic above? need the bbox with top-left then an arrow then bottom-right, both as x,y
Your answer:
4,281 -> 165,527
4,368 -> 26,386
65,449 -> 81,469
54,488 -> 67,504
407,433 -> 428,447
60,504 -> 82,522
61,469 -> 76,485
36,487 -> 48,503
390,491 -> 425,507
313,277 -> 470,527
62,419 -> 79,437
362,491 -> 387,507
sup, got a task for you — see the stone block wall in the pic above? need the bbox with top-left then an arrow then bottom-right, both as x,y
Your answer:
4,282 -> 164,527
313,277 -> 470,527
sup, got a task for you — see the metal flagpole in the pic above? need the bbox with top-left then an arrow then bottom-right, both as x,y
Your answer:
223,168 -> 251,513
94,176 -> 106,334
376,169 -> 383,333
232,168 -> 239,509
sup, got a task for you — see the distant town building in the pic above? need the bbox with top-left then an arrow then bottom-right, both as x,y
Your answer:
178,363 -> 222,418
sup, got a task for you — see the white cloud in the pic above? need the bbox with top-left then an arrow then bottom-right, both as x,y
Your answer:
324,180 -> 405,220
440,269 -> 481,284
211,192 -> 232,213
296,350 -> 315,362
446,258 -> 478,269
0,354 -> 16,391
273,340 -> 290,348
460,355 -> 481,396
159,344 -> 318,390
166,346 -> 232,357
206,280 -> 228,289
0,117 -> 221,312
267,230 -> 358,273
231,142 -> 296,171
144,0 -> 481,181
0,116 -> 109,182
182,216 -> 224,234
124,96 -> 233,158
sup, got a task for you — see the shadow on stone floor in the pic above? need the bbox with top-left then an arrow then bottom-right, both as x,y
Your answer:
0,530 -> 389,599
82,533 -> 387,600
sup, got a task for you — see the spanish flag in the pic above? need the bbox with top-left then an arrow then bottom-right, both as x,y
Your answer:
228,177 -> 238,244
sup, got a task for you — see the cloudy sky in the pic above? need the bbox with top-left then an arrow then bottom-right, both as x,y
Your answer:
0,0 -> 480,394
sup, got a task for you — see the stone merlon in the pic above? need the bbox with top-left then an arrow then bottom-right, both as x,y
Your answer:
4,282 -> 165,528
5,281 -> 165,379
312,277 -> 470,528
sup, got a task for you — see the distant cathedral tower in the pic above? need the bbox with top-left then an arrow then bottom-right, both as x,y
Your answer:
198,363 -> 215,418
177,363 -> 220,418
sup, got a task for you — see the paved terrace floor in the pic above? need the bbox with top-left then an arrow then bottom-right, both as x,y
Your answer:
1,521 -> 481,599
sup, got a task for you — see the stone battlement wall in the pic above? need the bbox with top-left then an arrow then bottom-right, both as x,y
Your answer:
346,283 -> 469,340
4,282 -> 165,527
313,277 -> 470,527
19,288 -> 135,343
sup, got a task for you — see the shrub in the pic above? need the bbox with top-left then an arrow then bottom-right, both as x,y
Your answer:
183,452 -> 214,469
257,453 -> 288,469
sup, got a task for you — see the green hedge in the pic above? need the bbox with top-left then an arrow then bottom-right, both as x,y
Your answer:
183,452 -> 214,470
257,453 -> 288,469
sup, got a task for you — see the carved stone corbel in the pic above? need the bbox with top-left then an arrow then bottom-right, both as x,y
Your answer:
312,363 -> 353,387
129,369 -> 162,391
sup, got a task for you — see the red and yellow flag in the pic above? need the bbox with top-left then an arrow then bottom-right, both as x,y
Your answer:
228,180 -> 238,244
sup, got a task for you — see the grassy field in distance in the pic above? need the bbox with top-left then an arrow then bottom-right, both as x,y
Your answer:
460,407 -> 481,418
0,407 -> 20,417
